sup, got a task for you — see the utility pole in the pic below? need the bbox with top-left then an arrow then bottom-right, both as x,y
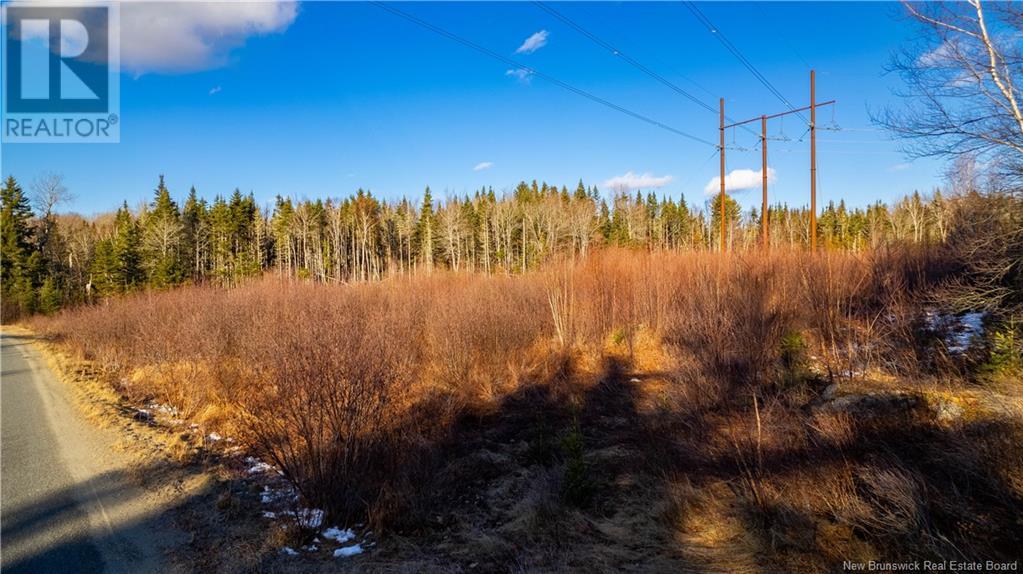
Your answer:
810,69 -> 817,251
761,114 -> 768,250
719,98 -> 726,253
718,74 -> 833,253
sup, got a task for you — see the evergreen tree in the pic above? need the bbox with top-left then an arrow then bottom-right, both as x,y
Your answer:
709,194 -> 742,249
416,186 -> 436,269
112,203 -> 143,292
144,175 -> 184,288
37,277 -> 62,314
1,176 -> 38,317
575,180 -> 588,200
90,239 -> 119,296
181,186 -> 207,281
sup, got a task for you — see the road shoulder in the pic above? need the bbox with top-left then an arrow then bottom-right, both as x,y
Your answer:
2,326 -> 207,573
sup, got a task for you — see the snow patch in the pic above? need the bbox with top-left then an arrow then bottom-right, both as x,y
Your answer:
333,544 -> 363,558
281,546 -> 298,556
322,526 -> 355,544
146,402 -> 179,416
951,312 -> 985,352
245,456 -> 274,474
926,310 -> 986,353
261,486 -> 286,504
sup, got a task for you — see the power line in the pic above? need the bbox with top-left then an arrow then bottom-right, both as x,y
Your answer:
371,2 -> 715,147
534,1 -> 715,114
682,1 -> 808,123
678,147 -> 721,191
751,3 -> 813,70
534,1 -> 758,136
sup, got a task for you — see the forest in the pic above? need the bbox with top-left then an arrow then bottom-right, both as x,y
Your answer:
0,171 -> 962,321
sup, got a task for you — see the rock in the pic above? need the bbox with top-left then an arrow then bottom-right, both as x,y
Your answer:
822,383 -> 839,400
816,391 -> 919,415
931,398 -> 964,424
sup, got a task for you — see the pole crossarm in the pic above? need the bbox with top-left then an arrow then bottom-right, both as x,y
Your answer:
716,70 -> 830,253
723,100 -> 835,130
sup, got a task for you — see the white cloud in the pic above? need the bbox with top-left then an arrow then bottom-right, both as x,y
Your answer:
918,41 -> 954,68
209,85 -> 222,96
887,162 -> 911,172
505,68 -> 533,83
118,2 -> 298,74
473,162 -> 494,172
703,167 -> 776,195
515,30 -> 549,54
603,171 -> 674,192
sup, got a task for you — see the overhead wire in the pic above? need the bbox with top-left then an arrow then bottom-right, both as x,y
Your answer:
751,2 -> 813,70
678,147 -> 722,191
534,1 -> 714,114
682,1 -> 808,124
371,1 -> 716,147
534,1 -> 758,136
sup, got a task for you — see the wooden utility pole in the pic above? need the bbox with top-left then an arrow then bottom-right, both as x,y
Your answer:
719,98 -> 726,253
810,69 -> 817,251
718,73 -> 833,253
761,114 -> 768,250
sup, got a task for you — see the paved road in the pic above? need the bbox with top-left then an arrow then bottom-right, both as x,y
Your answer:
1,331 -> 184,574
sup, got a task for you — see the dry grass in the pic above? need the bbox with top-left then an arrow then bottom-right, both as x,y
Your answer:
28,247 -> 1023,571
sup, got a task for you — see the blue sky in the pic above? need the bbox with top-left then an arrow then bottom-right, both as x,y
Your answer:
1,1 -> 944,215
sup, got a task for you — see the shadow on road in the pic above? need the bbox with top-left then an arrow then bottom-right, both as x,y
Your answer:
1,463 -> 213,574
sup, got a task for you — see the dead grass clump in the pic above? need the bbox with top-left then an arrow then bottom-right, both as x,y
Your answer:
853,462 -> 927,537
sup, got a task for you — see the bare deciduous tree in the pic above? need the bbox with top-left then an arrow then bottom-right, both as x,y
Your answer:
880,1 -> 1023,180
30,172 -> 74,218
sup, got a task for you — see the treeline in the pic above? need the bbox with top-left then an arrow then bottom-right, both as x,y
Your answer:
1,174 -> 956,319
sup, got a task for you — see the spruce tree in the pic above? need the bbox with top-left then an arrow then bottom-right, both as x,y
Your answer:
181,186 -> 206,281
709,193 -> 742,248
575,179 -> 588,200
113,203 -> 143,291
416,186 -> 436,269
90,239 -> 119,296
145,175 -> 184,288
37,277 -> 62,314
1,176 -> 38,317
209,196 -> 233,283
